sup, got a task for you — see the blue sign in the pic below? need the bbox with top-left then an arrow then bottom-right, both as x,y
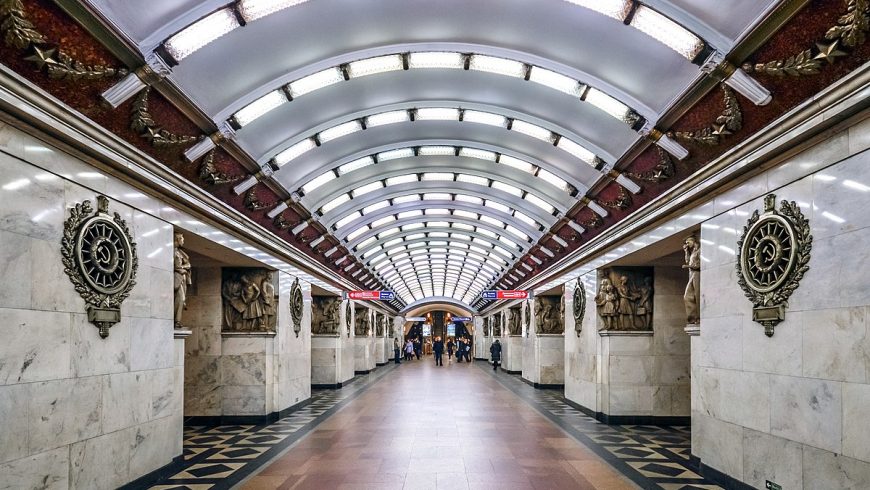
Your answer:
453,316 -> 472,322
379,291 -> 395,300
481,290 -> 497,300
447,324 -> 456,336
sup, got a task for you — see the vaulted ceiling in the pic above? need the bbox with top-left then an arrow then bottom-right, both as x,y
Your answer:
2,0 -> 868,313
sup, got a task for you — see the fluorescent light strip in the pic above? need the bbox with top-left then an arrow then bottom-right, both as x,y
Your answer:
274,138 -> 316,166
347,55 -> 404,78
233,90 -> 287,127
164,8 -> 240,62
408,51 -> 464,69
238,0 -> 311,22
287,68 -> 344,98
630,5 -> 705,60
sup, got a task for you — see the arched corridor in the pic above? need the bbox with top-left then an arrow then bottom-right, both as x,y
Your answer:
152,360 -> 712,489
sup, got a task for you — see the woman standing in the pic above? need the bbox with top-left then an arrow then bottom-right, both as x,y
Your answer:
404,339 -> 414,361
393,338 -> 401,364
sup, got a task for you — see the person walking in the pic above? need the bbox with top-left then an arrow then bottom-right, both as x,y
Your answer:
462,337 -> 472,362
456,338 -> 465,363
490,339 -> 502,371
393,338 -> 401,364
446,338 -> 455,363
433,337 -> 444,366
413,338 -> 422,360
404,339 -> 414,361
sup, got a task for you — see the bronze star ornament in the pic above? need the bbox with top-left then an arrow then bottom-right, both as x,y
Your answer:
23,44 -> 57,70
814,40 -> 848,64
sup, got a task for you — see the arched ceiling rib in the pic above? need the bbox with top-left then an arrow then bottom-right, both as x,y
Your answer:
342,216 -> 535,251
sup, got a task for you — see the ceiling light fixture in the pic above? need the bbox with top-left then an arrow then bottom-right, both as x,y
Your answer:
630,5 -> 705,60
347,55 -> 404,78
408,51 -> 465,69
164,8 -> 240,62
287,67 -> 344,98
233,90 -> 288,127
528,67 -> 584,97
273,138 -> 317,166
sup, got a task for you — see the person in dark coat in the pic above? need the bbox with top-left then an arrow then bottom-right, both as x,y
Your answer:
413,338 -> 422,359
490,339 -> 502,371
456,338 -> 465,362
462,337 -> 472,362
393,338 -> 401,364
433,337 -> 444,366
446,338 -> 455,362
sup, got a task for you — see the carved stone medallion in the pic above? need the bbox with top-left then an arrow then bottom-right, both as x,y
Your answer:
345,301 -> 353,337
523,301 -> 531,337
573,278 -> 586,336
290,277 -> 303,337
62,195 -> 138,338
737,194 -> 812,336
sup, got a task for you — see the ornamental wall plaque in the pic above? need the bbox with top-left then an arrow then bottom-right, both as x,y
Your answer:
736,194 -> 812,336
290,277 -> 303,337
345,301 -> 353,337
62,195 -> 138,338
573,278 -> 586,336
523,300 -> 531,337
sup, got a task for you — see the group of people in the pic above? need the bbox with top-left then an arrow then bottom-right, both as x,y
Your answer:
392,336 -> 473,365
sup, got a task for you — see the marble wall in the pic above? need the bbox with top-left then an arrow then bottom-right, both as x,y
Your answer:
311,298 -> 355,386
0,125 -> 182,487
693,120 -> 870,488
564,274 -> 600,411
522,296 -> 565,386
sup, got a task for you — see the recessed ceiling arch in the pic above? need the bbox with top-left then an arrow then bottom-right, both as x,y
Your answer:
361,236 -> 516,268
320,181 -> 564,229
401,296 -> 477,316
350,226 -> 525,257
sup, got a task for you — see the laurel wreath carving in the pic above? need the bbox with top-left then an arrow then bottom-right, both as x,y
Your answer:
672,85 -> 742,146
61,199 -> 138,309
581,213 -> 603,229
199,150 -> 242,186
290,277 -> 303,337
573,279 -> 586,335
244,187 -> 274,211
0,0 -> 128,80
626,148 -> 675,183
736,197 -> 812,309
743,0 -> 868,77
597,185 -> 632,211
131,87 -> 198,147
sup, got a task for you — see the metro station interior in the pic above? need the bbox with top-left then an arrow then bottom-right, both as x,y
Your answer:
0,0 -> 869,488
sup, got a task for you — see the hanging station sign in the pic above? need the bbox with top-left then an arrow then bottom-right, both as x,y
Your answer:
406,316 -> 426,322
347,290 -> 395,301
480,290 -> 530,300
452,316 -> 472,322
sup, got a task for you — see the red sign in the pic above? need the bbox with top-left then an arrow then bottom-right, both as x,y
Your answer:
498,290 -> 529,299
348,290 -> 380,300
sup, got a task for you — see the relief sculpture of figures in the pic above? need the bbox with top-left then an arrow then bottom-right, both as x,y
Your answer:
683,235 -> 701,325
173,232 -> 192,328
595,278 -> 618,330
354,308 -> 370,336
508,307 -> 521,335
636,277 -> 653,330
221,268 -> 277,332
615,275 -> 638,330
535,296 -> 563,334
311,296 -> 340,335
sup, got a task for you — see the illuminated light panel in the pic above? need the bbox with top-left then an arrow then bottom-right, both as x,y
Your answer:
416,108 -> 460,121
335,212 -> 361,230
318,120 -> 362,143
398,211 -> 423,219
469,55 -> 526,78
491,181 -> 522,197
421,173 -> 454,182
378,148 -> 415,162
419,146 -> 456,156
386,175 -> 418,187
513,211 -> 536,226
453,223 -> 474,231
274,138 -> 317,166
563,0 -> 631,20
499,155 -> 535,173
425,208 -> 450,215
485,200 -> 510,213
456,174 -> 488,186
511,120 -> 555,143
351,181 -> 384,198
505,226 -> 529,241
362,200 -> 389,214
498,236 -> 518,248
455,196 -> 482,206
423,193 -> 452,200
458,148 -> 497,161
524,193 -> 555,214
584,88 -> 633,123
338,156 -> 374,175
238,0 -> 311,21
480,216 -> 504,227
454,210 -> 478,219
463,110 -> 508,127
378,227 -> 399,237
347,55 -> 404,78
357,236 -> 376,249
302,171 -> 335,194
408,51 -> 464,69
630,5 -> 704,60
346,226 -> 368,241
373,216 -> 396,227
366,110 -> 410,127
556,137 -> 597,165
321,194 -> 350,214
233,90 -> 287,127
164,8 -> 240,62
537,169 -> 569,191
392,194 -> 420,204
528,67 -> 583,97
287,67 -> 344,98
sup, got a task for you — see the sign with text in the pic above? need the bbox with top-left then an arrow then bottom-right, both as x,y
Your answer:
452,316 -> 472,322
406,316 -> 426,322
348,290 -> 395,301
422,324 -> 431,337
480,290 -> 529,300
447,324 -> 456,336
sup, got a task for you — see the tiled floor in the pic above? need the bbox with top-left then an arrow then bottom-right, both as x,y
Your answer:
150,358 -> 721,490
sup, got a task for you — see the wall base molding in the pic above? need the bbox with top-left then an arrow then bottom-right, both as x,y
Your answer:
563,397 -> 690,426
118,454 -> 185,489
354,369 -> 372,375
503,369 -> 521,375
183,398 -> 313,427
520,378 -> 564,390
689,455 -> 755,490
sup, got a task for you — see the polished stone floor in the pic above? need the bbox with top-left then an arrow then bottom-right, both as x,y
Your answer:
150,358 -> 720,489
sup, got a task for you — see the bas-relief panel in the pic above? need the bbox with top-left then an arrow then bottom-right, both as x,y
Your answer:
221,268 -> 278,333
311,295 -> 340,335
595,267 -> 653,332
534,296 -> 563,334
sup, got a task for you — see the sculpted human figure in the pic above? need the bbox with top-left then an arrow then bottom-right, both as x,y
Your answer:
260,274 -> 276,331
636,276 -> 653,330
222,277 -> 245,330
683,235 -> 701,324
595,278 -> 617,330
615,275 -> 638,330
173,232 -> 192,328
240,274 -> 263,331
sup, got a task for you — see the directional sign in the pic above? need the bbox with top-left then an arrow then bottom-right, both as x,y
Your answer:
348,290 -> 395,301
406,316 -> 426,322
480,290 -> 529,300
452,316 -> 472,322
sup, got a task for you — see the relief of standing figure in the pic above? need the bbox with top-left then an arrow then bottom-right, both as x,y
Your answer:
240,274 -> 263,331
683,235 -> 701,325
173,232 -> 192,329
615,275 -> 639,330
635,277 -> 653,330
595,278 -> 618,330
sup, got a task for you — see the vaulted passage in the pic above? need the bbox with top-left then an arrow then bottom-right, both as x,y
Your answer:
151,361 -> 715,489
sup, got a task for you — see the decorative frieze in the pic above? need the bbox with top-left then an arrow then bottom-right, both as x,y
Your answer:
221,268 -> 277,333
534,296 -> 564,334
311,296 -> 340,335
595,267 -> 654,333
